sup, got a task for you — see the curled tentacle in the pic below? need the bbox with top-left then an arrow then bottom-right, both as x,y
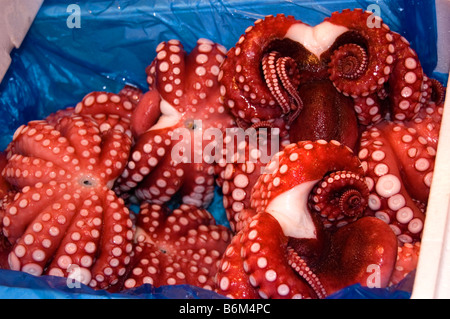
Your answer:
427,78 -> 446,106
309,170 -> 369,229
220,14 -> 306,126
262,51 -> 303,117
326,9 -> 393,97
329,43 -> 368,81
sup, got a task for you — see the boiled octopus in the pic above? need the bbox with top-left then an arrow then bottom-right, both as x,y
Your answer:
0,90 -> 137,291
215,140 -> 398,298
115,38 -> 235,209
123,203 -> 231,290
219,9 -> 444,133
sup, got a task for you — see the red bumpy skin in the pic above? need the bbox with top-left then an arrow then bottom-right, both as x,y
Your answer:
116,38 -> 235,209
123,203 -> 231,291
1,90 -> 136,291
216,140 -> 397,299
216,126 -> 288,233
0,152 -> 13,268
359,103 -> 443,244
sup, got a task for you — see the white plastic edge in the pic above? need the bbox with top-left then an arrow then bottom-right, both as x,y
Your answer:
0,0 -> 44,83
412,74 -> 450,299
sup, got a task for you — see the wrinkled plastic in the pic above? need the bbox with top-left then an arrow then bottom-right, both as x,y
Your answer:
0,0 -> 443,299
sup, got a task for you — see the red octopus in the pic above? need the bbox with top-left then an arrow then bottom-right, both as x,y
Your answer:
215,140 -> 398,299
115,38 -> 235,209
216,8 -> 446,294
1,90 -> 137,291
219,9 -> 444,133
123,203 -> 231,291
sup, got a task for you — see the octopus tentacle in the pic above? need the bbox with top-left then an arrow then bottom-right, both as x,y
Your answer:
216,232 -> 260,298
115,128 -> 174,201
262,51 -> 302,116
286,247 -> 327,299
390,242 -> 420,286
7,191 -> 78,276
353,92 -> 386,126
217,212 -> 317,299
309,170 -> 369,229
118,85 -> 142,106
427,78 -> 445,106
2,182 -> 69,242
388,32 -> 425,121
358,119 -> 436,243
179,162 -> 216,207
329,43 -> 368,81
220,14 -> 300,125
88,191 -> 133,290
46,193 -> 103,284
124,203 -> 231,290
73,91 -> 135,131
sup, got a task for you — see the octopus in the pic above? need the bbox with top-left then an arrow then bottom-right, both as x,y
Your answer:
215,8 -> 446,294
123,203 -> 231,291
215,140 -> 398,299
219,9 -> 444,132
0,89 -> 137,291
115,38 -> 235,209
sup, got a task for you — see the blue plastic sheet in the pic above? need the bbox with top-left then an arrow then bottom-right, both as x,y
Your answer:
0,0 -> 442,299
